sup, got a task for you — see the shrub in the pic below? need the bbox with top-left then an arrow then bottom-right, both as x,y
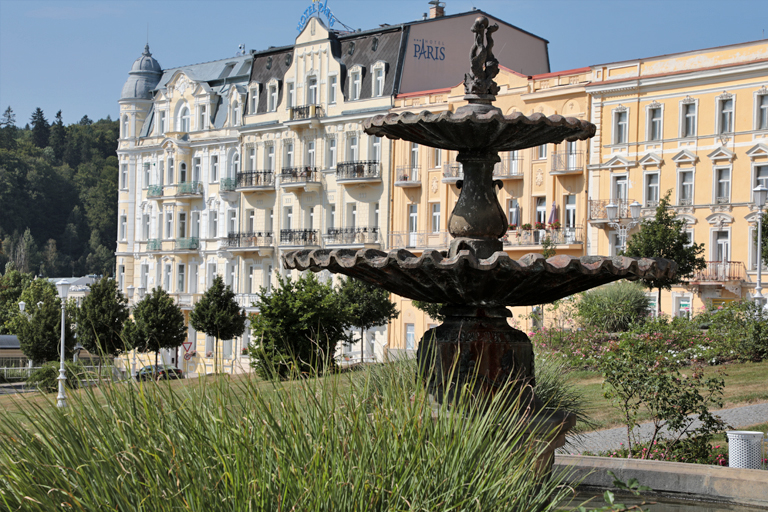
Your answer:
699,300 -> 768,362
575,281 -> 649,332
26,361 -> 89,393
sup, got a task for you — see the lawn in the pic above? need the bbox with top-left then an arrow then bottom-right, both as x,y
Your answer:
567,360 -> 768,430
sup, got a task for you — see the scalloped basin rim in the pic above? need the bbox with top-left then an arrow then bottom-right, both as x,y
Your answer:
283,248 -> 677,307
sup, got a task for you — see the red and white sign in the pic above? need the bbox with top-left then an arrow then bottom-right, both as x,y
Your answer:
182,341 -> 193,352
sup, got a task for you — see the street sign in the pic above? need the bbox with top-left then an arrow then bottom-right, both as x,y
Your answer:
182,341 -> 193,352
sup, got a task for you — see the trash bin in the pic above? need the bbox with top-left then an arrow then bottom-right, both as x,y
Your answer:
726,431 -> 763,470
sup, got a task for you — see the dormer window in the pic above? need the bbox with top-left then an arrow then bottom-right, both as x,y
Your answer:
371,62 -> 386,98
158,110 -> 166,135
328,75 -> 337,104
351,71 -> 361,100
179,106 -> 190,132
198,105 -> 207,131
250,87 -> 259,114
232,100 -> 240,126
268,84 -> 278,112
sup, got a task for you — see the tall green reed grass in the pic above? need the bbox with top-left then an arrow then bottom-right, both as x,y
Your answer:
0,358 -> 585,511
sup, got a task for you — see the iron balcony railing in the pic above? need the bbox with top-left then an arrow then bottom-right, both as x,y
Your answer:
147,239 -> 162,251
280,167 -> 319,184
324,227 -> 380,245
588,199 -> 637,221
224,231 -> 274,248
290,104 -> 324,120
280,229 -> 319,245
395,166 -> 420,184
443,162 -> 463,181
389,231 -> 449,250
175,237 -> 200,250
178,181 -> 203,195
237,171 -> 275,188
551,150 -> 584,172
494,154 -> 524,178
691,261 -> 746,282
148,185 -> 163,198
502,225 -> 584,246
336,161 -> 381,180
220,177 -> 236,192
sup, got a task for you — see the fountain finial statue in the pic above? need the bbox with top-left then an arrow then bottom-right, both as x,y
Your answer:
465,16 -> 500,98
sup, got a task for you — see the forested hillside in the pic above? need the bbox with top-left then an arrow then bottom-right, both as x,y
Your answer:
0,106 -> 118,277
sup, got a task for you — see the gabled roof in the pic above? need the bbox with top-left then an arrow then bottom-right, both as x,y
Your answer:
672,149 -> 698,166
638,152 -> 663,168
747,143 -> 768,160
706,146 -> 735,163
604,155 -> 635,169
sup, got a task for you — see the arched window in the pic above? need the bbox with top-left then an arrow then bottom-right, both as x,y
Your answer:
232,153 -> 240,177
122,116 -> 129,138
179,106 -> 190,132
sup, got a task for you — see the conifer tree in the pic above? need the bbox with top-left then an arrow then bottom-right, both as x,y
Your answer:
132,287 -> 187,368
30,108 -> 50,148
0,106 -> 17,150
49,110 -> 67,162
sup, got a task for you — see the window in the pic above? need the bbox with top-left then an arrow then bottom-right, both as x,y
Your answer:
198,105 -> 207,130
119,215 -> 127,240
683,228 -> 694,249
209,210 -> 218,238
714,230 -> 730,261
266,145 -> 275,171
284,206 -> 293,230
306,141 -> 315,167
142,214 -> 150,240
408,204 -> 418,246
179,106 -> 190,132
431,203 -> 440,233
327,139 -> 337,168
248,148 -> 256,171
246,209 -> 255,232
232,100 -> 240,126
117,265 -> 125,291
177,264 -> 185,293
193,158 -> 201,182
168,158 -> 174,184
718,98 -> 734,134
163,264 -> 171,291
348,136 -> 359,161
682,102 -> 697,137
189,264 -> 198,294
122,116 -> 129,138
120,164 -> 128,189
231,153 -> 240,177
612,175 -> 628,202
250,88 -> 258,114
645,173 -> 659,206
759,94 -> 768,130
537,144 -> 547,160
246,265 -> 255,294
307,76 -> 318,104
347,203 -> 356,229
507,198 -> 519,226
158,160 -> 164,185
268,84 -> 278,112
433,147 -> 441,168
158,111 -> 166,134
755,164 -> 768,192
679,170 -> 694,205
265,265 -> 273,293
286,83 -> 295,109
308,207 -> 314,230
328,205 -> 335,230
207,262 -> 216,287
210,155 -> 218,182
140,264 -> 149,290
179,162 -> 187,183
165,211 -> 173,239
191,211 -> 200,238
328,75 -> 337,104
205,335 -> 214,355
405,324 -> 415,350
648,106 -> 662,141
267,208 -> 273,232
535,198 -> 547,225
564,195 -> 576,229
613,109 -> 628,144
715,168 -> 730,204
372,136 -> 381,163
373,67 -> 384,97
143,163 -> 150,187
178,212 -> 187,238
674,295 -> 692,319
373,202 -> 379,228
410,143 -> 419,168
228,210 -> 237,235
284,142 -> 294,168
227,263 -> 236,290
351,71 -> 361,100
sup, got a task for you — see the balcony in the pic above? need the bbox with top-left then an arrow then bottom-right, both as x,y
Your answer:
336,161 -> 381,184
550,150 -> 584,175
290,104 -> 324,121
222,231 -> 274,252
237,171 -> 275,191
588,199 -> 638,224
442,162 -> 463,184
220,177 -> 237,192
689,261 -> 746,284
147,239 -> 162,251
175,237 -> 200,250
324,227 -> 381,246
494,154 -> 524,179
279,167 -> 320,192
148,185 -> 163,198
502,226 -> 584,247
395,166 -> 420,187
389,231 -> 449,250
236,293 -> 261,310
279,229 -> 320,246
177,181 -> 203,196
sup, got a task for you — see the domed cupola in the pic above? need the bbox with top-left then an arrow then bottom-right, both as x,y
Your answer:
121,44 -> 163,100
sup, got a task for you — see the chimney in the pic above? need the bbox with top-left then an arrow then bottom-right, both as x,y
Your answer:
428,1 -> 445,18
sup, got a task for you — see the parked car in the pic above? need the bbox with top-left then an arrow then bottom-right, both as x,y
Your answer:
135,365 -> 184,381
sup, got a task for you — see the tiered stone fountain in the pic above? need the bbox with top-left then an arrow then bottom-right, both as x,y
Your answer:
285,16 -> 675,470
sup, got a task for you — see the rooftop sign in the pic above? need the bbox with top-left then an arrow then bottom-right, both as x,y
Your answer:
297,0 -> 336,32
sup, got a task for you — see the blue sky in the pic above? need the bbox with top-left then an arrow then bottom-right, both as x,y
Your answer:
1,0 -> 766,125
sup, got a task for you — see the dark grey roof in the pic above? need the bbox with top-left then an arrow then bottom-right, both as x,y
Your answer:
122,44 -> 163,100
140,110 -> 154,137
0,335 -> 20,350
338,29 -> 402,101
155,54 -> 253,93
250,49 -> 294,113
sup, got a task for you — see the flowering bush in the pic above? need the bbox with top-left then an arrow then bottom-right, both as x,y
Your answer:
508,224 -> 517,231
520,223 -> 532,230
549,221 -> 561,230
241,347 -> 249,355
534,221 -> 546,230
585,438 -> 728,466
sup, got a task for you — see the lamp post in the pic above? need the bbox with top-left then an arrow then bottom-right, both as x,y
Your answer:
55,280 -> 71,408
753,184 -> 768,306
605,200 -> 642,253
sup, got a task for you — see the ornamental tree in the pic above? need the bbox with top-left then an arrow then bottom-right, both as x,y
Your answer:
0,262 -> 34,334
76,276 -> 130,361
623,191 -> 705,314
337,277 -> 399,362
132,287 -> 187,368
251,272 -> 350,379
190,275 -> 246,374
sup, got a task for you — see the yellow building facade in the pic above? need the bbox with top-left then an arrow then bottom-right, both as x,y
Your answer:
585,40 -> 768,316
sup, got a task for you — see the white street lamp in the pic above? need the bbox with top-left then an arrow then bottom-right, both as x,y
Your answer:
753,184 -> 768,306
605,200 -> 642,254
55,280 -> 71,408
18,301 -> 25,313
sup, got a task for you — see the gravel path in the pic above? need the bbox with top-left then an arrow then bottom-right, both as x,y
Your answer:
561,401 -> 768,454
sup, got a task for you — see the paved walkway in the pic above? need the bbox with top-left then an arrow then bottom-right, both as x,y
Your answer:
562,401 -> 768,454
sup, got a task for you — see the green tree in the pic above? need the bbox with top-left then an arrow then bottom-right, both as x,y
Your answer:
190,275 -> 246,374
251,273 -> 350,379
0,106 -> 17,150
132,287 -> 187,368
623,191 -> 705,314
337,277 -> 399,362
29,108 -> 50,149
9,278 -> 75,363
413,300 -> 445,322
49,110 -> 67,162
575,281 -> 649,332
76,277 -> 130,363
0,262 -> 34,334
541,235 -> 556,258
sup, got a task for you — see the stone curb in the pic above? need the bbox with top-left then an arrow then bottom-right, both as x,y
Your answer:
554,454 -> 768,508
